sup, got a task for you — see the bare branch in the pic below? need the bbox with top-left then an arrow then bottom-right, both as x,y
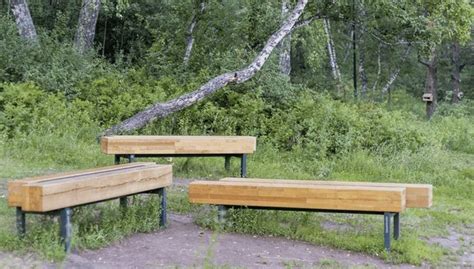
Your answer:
104,0 -> 309,135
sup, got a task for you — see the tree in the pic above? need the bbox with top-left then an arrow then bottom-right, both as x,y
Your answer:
74,0 -> 101,54
183,0 -> 206,67
451,41 -> 464,104
277,0 -> 291,76
104,0 -> 309,135
10,0 -> 37,42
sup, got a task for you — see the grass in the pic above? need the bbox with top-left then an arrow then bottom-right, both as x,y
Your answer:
0,140 -> 472,266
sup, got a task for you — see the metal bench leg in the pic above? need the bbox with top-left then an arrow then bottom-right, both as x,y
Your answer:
218,205 -> 227,224
240,154 -> 247,178
394,213 -> 400,240
158,188 -> 167,227
384,212 -> 391,252
60,208 -> 73,253
120,197 -> 128,209
16,207 -> 26,237
225,156 -> 231,172
114,155 -> 120,164
118,155 -> 136,209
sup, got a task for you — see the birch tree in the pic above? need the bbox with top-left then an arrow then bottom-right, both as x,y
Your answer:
277,0 -> 291,76
104,0 -> 309,135
74,0 -> 101,54
183,1 -> 206,67
10,0 -> 37,42
322,17 -> 341,91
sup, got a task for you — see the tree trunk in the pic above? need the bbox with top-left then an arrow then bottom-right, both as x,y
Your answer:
451,42 -> 463,104
352,0 -> 357,99
323,17 -> 342,92
420,48 -> 438,119
371,44 -> 382,93
358,44 -> 368,98
74,0 -> 101,54
381,45 -> 411,94
10,0 -> 38,42
277,0 -> 291,76
104,0 -> 309,135
183,1 -> 206,67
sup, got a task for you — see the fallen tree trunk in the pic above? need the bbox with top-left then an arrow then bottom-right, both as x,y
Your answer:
104,0 -> 308,135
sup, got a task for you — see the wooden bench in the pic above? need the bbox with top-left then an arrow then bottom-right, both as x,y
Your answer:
8,162 -> 172,252
101,136 -> 257,177
189,178 -> 433,252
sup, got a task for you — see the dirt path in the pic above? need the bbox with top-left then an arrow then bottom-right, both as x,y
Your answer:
50,214 -> 419,269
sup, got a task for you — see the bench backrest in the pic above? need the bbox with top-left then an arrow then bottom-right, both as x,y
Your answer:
8,163 -> 172,212
189,181 -> 406,213
220,178 -> 432,208
101,136 -> 256,155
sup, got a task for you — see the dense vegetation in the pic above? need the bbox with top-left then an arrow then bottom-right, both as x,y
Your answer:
0,0 -> 473,266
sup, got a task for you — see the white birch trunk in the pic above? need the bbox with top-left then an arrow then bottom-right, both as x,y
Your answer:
74,0 -> 101,54
381,46 -> 411,93
278,0 -> 291,76
323,18 -> 341,83
183,1 -> 206,66
10,0 -> 37,42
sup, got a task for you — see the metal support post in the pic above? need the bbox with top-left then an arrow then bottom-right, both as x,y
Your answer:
224,156 -> 231,172
119,155 -> 136,208
394,212 -> 400,240
158,188 -> 167,227
60,208 -> 73,253
218,205 -> 227,224
16,207 -> 25,236
120,196 -> 128,209
240,154 -> 247,178
384,212 -> 391,252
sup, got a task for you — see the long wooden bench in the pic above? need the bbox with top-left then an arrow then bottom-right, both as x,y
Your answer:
8,162 -> 172,252
189,178 -> 433,252
101,136 -> 256,177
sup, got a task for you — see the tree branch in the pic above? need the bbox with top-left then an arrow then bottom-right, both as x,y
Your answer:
103,0 -> 309,135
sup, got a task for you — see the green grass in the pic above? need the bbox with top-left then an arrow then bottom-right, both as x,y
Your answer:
0,141 -> 472,265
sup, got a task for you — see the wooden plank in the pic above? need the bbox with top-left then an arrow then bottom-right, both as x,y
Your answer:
10,164 -> 172,212
8,162 -> 155,207
189,181 -> 406,213
100,136 -> 257,155
220,178 -> 432,208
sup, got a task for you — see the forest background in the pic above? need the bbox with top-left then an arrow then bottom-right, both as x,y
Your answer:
0,0 -> 473,266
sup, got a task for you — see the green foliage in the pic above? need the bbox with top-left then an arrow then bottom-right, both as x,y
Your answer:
0,15 -> 108,96
0,196 -> 161,261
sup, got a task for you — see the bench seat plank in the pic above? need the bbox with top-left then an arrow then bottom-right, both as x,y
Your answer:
189,181 -> 406,213
8,163 -> 155,207
101,136 -> 257,155
220,178 -> 432,208
9,163 -> 172,212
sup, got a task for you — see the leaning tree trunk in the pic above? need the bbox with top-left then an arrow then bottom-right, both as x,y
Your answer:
451,42 -> 463,104
10,0 -> 37,42
323,17 -> 342,93
381,45 -> 411,94
277,0 -> 291,76
104,0 -> 308,135
420,48 -> 438,119
74,0 -> 101,54
183,1 -> 206,67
